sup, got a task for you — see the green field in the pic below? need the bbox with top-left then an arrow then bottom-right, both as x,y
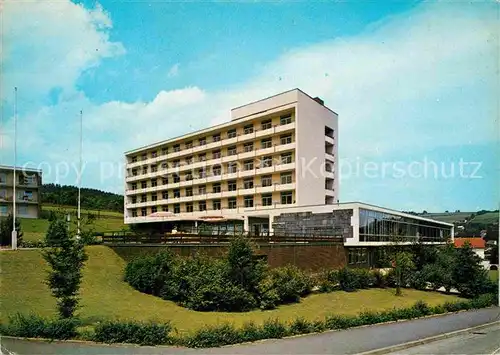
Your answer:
421,212 -> 473,224
0,246 -> 462,334
43,204 -> 124,218
470,212 -> 499,225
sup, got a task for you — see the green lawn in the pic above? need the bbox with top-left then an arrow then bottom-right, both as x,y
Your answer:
0,246 -> 462,334
489,270 -> 499,282
471,212 -> 499,225
43,205 -> 124,218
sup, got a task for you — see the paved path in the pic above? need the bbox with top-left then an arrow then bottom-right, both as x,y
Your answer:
1,308 -> 499,354
386,322 -> 500,354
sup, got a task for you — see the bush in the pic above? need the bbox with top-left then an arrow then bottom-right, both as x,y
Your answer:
268,265 -> 313,304
256,275 -> 281,310
289,317 -> 315,335
371,269 -> 388,288
240,322 -> 263,343
1,313 -> 78,340
19,240 -> 46,248
324,314 -> 361,329
337,268 -> 361,292
261,318 -> 289,339
318,269 -> 339,292
182,323 -> 240,348
352,268 -> 376,289
93,320 -> 172,345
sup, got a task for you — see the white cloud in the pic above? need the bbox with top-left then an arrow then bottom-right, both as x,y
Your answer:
168,63 -> 180,78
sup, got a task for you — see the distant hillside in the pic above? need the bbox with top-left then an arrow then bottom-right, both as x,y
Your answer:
41,184 -> 123,213
420,210 -> 499,238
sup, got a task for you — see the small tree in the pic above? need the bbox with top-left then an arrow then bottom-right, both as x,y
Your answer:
226,236 -> 265,294
452,241 -> 490,298
388,235 -> 415,296
42,218 -> 88,318
0,214 -> 23,246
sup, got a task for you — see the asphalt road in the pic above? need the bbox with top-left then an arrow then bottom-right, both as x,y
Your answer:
386,322 -> 500,355
1,308 -> 499,355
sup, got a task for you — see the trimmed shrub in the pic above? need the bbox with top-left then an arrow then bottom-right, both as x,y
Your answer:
268,265 -> 313,303
260,318 -> 289,339
256,275 -> 280,310
183,323 -> 240,348
240,322 -> 263,343
1,313 -> 78,340
318,269 -> 339,292
371,269 -> 388,288
324,314 -> 361,330
337,267 -> 360,292
412,300 -> 431,317
289,317 -> 315,335
352,268 -> 376,289
93,320 -> 172,345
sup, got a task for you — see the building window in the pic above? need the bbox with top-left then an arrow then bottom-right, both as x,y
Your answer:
131,209 -> 137,217
212,165 -> 222,176
173,144 -> 180,152
185,173 -> 193,181
162,178 -> 168,185
280,134 -> 292,145
173,174 -> 180,183
281,172 -> 292,185
151,165 -> 157,173
198,168 -> 206,178
161,147 -> 168,155
213,200 -> 221,210
141,208 -> 147,216
213,133 -> 221,142
173,189 -> 180,198
185,156 -> 193,165
141,154 -> 147,161
228,197 -> 237,209
281,152 -> 292,164
198,153 -> 206,161
325,161 -> 333,172
141,181 -> 147,189
151,151 -> 157,158
228,180 -> 237,191
244,196 -> 254,208
186,187 -> 193,197
244,124 -> 254,134
131,196 -> 137,204
185,141 -> 193,149
186,202 -> 193,212
142,166 -> 148,174
262,194 -> 272,206
261,175 -> 272,187
281,191 -> 293,205
199,185 -> 206,194
199,137 -> 206,146
174,204 -> 180,214
261,138 -> 272,149
132,168 -> 137,176
261,156 -> 272,168
162,205 -> 168,212
243,178 -> 254,189
152,194 -> 157,201
227,129 -> 237,138
213,183 -> 221,193
243,142 -> 253,152
244,160 -> 254,171
325,126 -> 334,138
199,201 -> 207,211
261,119 -> 272,130
161,162 -> 168,169
212,150 -> 221,159
151,179 -> 157,187
151,206 -> 157,213
131,156 -> 137,163
162,191 -> 168,200
172,160 -> 180,168
228,162 -> 238,173
280,114 -> 292,125
131,183 -> 137,190
227,146 -> 237,156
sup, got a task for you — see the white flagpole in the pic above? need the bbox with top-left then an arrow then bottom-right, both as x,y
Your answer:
12,87 -> 18,250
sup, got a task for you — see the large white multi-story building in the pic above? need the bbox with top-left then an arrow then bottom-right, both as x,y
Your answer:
124,89 -> 338,231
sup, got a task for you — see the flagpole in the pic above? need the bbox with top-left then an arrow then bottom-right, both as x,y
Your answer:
12,87 -> 18,250
77,110 -> 82,239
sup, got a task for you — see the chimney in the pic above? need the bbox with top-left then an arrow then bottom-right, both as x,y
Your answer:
313,97 -> 324,106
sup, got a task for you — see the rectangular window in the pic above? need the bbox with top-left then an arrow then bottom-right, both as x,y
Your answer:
213,183 -> 221,193
131,209 -> 137,217
261,156 -> 272,168
151,179 -> 157,187
173,174 -> 180,183
185,141 -> 193,149
199,185 -> 206,194
244,124 -> 254,134
152,194 -> 157,202
262,194 -> 272,206
199,201 -> 207,211
151,151 -> 157,158
161,162 -> 168,169
173,144 -> 180,152
141,181 -> 147,189
325,126 -> 334,138
227,129 -> 237,138
131,183 -> 137,190
199,137 -> 206,146
151,165 -> 157,172
162,191 -> 168,200
198,168 -> 206,178
228,197 -> 237,209
212,150 -> 221,159
281,172 -> 292,185
281,191 -> 293,205
132,168 -> 137,176
174,204 -> 180,214
280,134 -> 292,145
161,147 -> 168,155
261,138 -> 272,149
213,133 -> 221,142
173,189 -> 180,198
131,196 -> 137,204
212,165 -> 222,176
261,119 -> 272,130
227,146 -> 237,156
185,173 -> 193,181
228,180 -> 237,191
142,166 -> 148,174
186,202 -> 193,213
228,162 -> 238,173
244,160 -> 254,171
186,187 -> 193,197
198,153 -> 206,161
141,208 -> 147,216
244,196 -> 254,208
172,160 -> 180,168
213,200 -> 221,210
243,142 -> 253,152
281,152 -> 292,164
162,205 -> 168,212
261,175 -> 272,187
151,206 -> 157,213
185,156 -> 193,165
141,154 -> 147,161
162,178 -> 168,185
280,114 -> 292,125
243,178 -> 254,189
131,156 -> 137,163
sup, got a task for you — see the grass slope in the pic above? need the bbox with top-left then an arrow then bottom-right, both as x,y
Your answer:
42,205 -> 124,218
0,246 -> 461,334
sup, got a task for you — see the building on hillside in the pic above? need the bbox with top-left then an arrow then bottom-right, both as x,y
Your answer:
0,165 -> 42,219
454,237 -> 488,269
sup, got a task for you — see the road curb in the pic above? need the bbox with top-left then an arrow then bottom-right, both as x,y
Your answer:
356,320 -> 500,355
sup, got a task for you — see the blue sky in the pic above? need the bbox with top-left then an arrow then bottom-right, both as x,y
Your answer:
1,0 -> 498,212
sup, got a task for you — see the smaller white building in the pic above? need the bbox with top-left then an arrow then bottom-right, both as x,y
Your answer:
454,237 -> 488,269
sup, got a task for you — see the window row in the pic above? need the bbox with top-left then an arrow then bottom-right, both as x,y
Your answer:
130,191 -> 294,216
130,115 -> 294,163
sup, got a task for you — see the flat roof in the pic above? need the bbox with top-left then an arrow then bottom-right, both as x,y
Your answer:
0,165 -> 42,173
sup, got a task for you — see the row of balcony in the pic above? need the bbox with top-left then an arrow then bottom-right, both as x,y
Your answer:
125,183 -> 296,208
126,122 -> 296,168
0,196 -> 38,203
126,142 -> 296,182
0,181 -> 39,188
